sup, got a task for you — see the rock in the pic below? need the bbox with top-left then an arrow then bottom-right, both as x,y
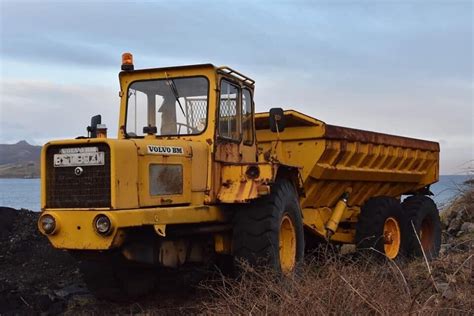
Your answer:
442,289 -> 454,300
54,284 -> 88,298
437,282 -> 454,300
340,244 -> 356,255
33,294 -> 54,312
0,208 -> 81,315
0,207 -> 19,239
65,294 -> 96,310
47,301 -> 66,315
447,209 -> 466,234
460,222 -> 474,234
440,244 -> 452,256
437,282 -> 448,291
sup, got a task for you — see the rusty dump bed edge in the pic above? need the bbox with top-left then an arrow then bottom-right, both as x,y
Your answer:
324,124 -> 439,152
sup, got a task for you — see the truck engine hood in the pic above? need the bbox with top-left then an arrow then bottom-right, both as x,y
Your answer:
131,138 -> 207,208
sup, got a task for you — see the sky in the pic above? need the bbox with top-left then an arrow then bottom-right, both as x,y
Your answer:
0,0 -> 472,174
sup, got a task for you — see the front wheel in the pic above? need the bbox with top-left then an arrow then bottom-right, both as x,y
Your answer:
232,179 -> 304,274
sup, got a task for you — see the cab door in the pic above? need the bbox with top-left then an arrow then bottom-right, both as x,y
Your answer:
214,79 -> 256,164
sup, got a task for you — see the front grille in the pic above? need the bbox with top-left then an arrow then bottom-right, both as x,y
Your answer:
46,143 -> 111,208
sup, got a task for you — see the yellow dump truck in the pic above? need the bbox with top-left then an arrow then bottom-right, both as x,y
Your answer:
39,53 -> 441,298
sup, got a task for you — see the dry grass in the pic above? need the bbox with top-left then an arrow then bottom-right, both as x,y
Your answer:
58,182 -> 473,315
199,181 -> 474,315
199,249 -> 473,315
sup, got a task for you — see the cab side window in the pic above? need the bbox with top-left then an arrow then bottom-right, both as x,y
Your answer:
242,88 -> 253,145
219,80 -> 240,140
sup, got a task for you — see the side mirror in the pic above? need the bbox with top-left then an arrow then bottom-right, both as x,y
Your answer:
269,108 -> 285,133
87,115 -> 102,138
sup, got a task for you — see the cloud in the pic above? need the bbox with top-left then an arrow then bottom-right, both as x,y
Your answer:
1,1 -> 471,77
0,79 -> 118,144
1,36 -> 117,68
0,1 -> 472,174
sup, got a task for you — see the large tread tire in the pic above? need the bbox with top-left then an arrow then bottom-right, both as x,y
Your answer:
355,196 -> 405,260
232,179 -> 304,273
401,195 -> 441,260
79,255 -> 157,301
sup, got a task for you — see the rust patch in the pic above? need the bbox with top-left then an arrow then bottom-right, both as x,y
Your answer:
160,198 -> 173,204
150,165 -> 183,195
325,125 -> 439,151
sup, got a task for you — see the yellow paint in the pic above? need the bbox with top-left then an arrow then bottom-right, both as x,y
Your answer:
134,139 -> 192,206
279,214 -> 296,273
40,62 -> 439,256
214,233 -> 232,254
154,224 -> 166,237
41,138 -> 139,210
303,206 -> 359,243
256,111 -> 439,210
217,164 -> 275,203
256,110 -> 438,244
40,205 -> 225,249
325,195 -> 348,234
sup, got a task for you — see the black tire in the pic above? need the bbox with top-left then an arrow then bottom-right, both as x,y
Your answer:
355,196 -> 405,259
232,179 -> 304,273
79,254 -> 157,301
401,195 -> 441,260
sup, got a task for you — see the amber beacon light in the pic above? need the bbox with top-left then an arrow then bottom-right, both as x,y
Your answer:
121,52 -> 134,71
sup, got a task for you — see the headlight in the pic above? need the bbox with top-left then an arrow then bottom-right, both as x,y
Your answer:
94,215 -> 112,235
39,214 -> 56,234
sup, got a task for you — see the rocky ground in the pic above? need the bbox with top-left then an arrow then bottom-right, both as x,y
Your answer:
0,182 -> 472,315
0,207 -> 207,315
0,207 -> 82,314
440,181 -> 474,252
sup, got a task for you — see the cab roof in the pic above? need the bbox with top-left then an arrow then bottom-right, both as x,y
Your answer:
119,64 -> 255,86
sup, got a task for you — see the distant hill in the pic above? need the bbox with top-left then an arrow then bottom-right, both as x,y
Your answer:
0,141 -> 41,178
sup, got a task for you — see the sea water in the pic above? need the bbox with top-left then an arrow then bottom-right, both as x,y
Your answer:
0,175 -> 470,211
0,178 -> 41,211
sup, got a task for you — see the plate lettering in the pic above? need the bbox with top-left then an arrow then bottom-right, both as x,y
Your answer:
54,152 -> 105,167
147,145 -> 184,155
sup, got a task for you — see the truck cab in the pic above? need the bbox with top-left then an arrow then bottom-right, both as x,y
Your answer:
117,62 -> 261,206
39,55 -> 280,270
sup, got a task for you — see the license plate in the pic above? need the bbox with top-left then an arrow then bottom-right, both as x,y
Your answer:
54,152 -> 105,167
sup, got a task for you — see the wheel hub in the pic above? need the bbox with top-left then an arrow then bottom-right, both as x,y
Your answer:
383,217 -> 401,259
384,232 -> 393,244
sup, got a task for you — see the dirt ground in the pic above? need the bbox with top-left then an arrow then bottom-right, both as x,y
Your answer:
1,198 -> 472,315
0,207 -> 207,315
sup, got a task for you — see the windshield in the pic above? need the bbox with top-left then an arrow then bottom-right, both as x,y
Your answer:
126,77 -> 208,137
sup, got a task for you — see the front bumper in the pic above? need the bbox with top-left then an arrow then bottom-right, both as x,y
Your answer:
38,205 -> 224,250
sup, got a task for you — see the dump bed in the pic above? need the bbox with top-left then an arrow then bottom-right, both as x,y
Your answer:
255,110 -> 439,209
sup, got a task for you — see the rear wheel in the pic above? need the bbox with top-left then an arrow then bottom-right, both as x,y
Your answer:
355,197 -> 404,260
232,179 -> 304,274
401,195 -> 441,260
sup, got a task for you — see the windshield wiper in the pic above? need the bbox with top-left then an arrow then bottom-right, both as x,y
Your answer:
166,78 -> 186,118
